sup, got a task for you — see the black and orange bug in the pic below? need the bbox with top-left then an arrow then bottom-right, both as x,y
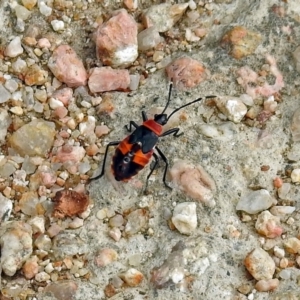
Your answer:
90,82 -> 215,188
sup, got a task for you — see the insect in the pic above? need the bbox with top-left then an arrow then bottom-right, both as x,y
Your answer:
90,81 -> 216,189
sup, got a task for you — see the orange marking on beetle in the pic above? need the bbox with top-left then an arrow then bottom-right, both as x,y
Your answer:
143,120 -> 163,136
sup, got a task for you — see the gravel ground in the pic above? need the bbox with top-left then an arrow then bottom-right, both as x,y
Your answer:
1,0 -> 300,300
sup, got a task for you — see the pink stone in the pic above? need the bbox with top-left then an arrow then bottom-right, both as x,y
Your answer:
54,106 -> 68,119
37,38 -> 51,48
88,67 -> 130,93
166,57 -> 207,89
52,87 -> 73,106
95,9 -> 138,67
52,145 -> 85,163
95,125 -> 110,137
48,45 -> 87,87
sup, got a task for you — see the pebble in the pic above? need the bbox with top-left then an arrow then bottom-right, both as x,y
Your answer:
244,248 -> 275,280
255,211 -> 282,238
198,122 -> 237,140
109,214 -> 124,228
291,168 -> 300,183
5,36 -> 24,57
255,278 -> 279,292
28,216 -> 45,234
51,20 -> 65,31
0,221 -> 33,276
22,0 -> 37,10
52,190 -> 89,218
283,237 -> 300,254
138,26 -> 163,51
10,106 -> 24,115
273,246 -> 285,258
48,45 -> 88,87
287,143 -> 300,161
95,9 -> 138,67
68,217 -> 84,229
169,160 -> 216,207
0,108 -> 11,142
94,248 -> 118,267
0,84 -> 12,103
220,26 -> 262,59
119,268 -> 144,287
9,119 -> 56,157
151,241 -> 186,288
0,193 -> 13,223
22,255 -> 39,279
214,96 -> 248,123
34,234 -> 52,251
124,208 -> 149,236
278,269 -> 291,280
88,67 -> 130,93
171,202 -> 197,235
165,57 -> 207,89
39,1 -> 52,16
14,4 -> 31,20
270,205 -> 295,217
53,145 -> 85,164
142,3 -> 188,33
35,271 -> 51,282
4,79 -> 19,93
42,281 -> 78,299
109,227 -> 122,242
236,189 -> 275,214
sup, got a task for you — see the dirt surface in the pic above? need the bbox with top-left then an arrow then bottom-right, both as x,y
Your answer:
1,0 -> 300,300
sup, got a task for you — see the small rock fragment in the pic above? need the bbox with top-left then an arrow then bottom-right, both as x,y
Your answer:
291,168 -> 300,183
0,193 -> 13,223
9,119 -> 56,157
5,37 -> 24,57
255,278 -> 279,292
94,248 -> 118,267
138,26 -> 163,51
171,202 -> 197,235
124,209 -> 149,236
170,160 -> 216,207
52,145 -> 85,164
283,237 -> 300,254
119,268 -> 144,287
255,211 -> 282,238
25,64 -> 48,86
96,9 -> 138,67
214,96 -> 247,123
142,3 -> 188,33
244,248 -> 275,280
270,206 -> 295,217
88,67 -> 130,93
23,255 -> 39,279
48,45 -> 87,87
220,26 -> 262,59
52,190 -> 89,218
42,281 -> 78,299
236,189 -> 275,214
166,57 -> 207,89
0,85 -> 12,104
0,221 -> 33,276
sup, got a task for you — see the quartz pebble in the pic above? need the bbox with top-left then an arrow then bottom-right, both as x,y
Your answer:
255,211 -> 282,238
236,189 -> 275,214
109,227 -> 122,242
0,221 -> 33,276
23,255 -> 39,279
0,84 -> 12,104
94,248 -> 118,267
0,108 -> 11,142
9,119 -> 56,157
170,160 -> 216,207
5,37 -> 24,57
291,168 -> 300,183
270,206 -> 295,216
138,26 -> 163,51
166,57 -> 207,89
171,202 -> 197,235
0,193 -> 13,222
214,96 -> 248,123
283,237 -> 300,254
273,246 -> 285,258
51,20 -> 64,31
244,248 -> 275,280
35,271 -> 51,282
48,45 -> 88,87
142,3 -> 188,33
28,216 -> 45,234
124,209 -> 149,236
255,278 -> 279,292
88,67 -> 130,93
96,9 -> 138,67
119,268 -> 144,287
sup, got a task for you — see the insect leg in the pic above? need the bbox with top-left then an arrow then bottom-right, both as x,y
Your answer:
89,141 -> 120,181
160,127 -> 183,138
144,152 -> 159,191
125,121 -> 139,132
155,146 -> 172,189
141,111 -> 148,121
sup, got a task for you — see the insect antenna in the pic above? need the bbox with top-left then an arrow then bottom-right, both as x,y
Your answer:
166,95 -> 216,121
161,80 -> 174,115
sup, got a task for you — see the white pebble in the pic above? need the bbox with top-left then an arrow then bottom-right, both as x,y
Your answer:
279,269 -> 291,280
4,79 -> 19,93
49,97 -> 64,109
5,37 -> 23,58
0,84 -> 12,103
273,246 -> 285,258
35,271 -> 50,282
172,202 -> 197,235
39,1 -> 52,16
51,20 -> 65,31
291,168 -> 300,183
10,106 -> 23,115
14,4 -> 31,20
